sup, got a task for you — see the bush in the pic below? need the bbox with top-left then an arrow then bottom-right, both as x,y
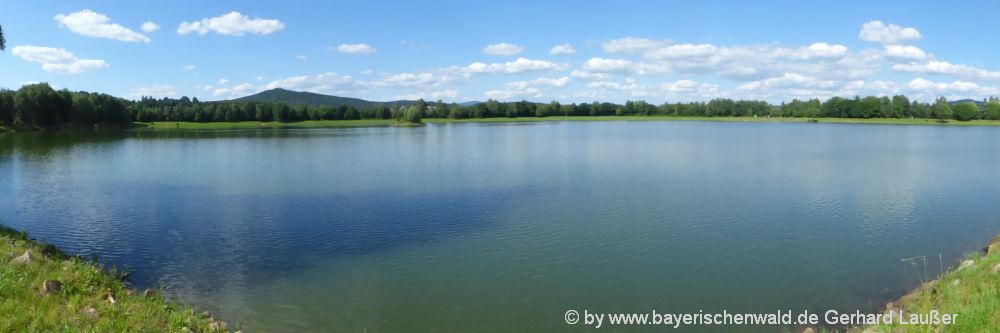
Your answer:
953,102 -> 979,121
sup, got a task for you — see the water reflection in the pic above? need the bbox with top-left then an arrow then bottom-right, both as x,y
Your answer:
3,122 -> 1000,332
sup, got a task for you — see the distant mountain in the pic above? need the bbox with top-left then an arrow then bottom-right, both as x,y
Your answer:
228,88 -> 408,108
950,99 -> 985,106
458,101 -> 484,107
229,88 -> 478,109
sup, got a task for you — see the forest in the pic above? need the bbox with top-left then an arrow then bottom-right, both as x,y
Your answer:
3,82 -> 1000,130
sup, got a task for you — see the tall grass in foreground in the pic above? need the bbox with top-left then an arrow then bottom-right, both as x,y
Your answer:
0,225 -> 233,332
812,247 -> 1000,333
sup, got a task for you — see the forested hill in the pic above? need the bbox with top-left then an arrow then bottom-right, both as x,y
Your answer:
230,88 -> 417,109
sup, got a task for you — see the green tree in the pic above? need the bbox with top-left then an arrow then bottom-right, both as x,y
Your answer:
984,102 -> 1000,120
952,102 -> 979,121
891,95 -> 910,118
400,106 -> 422,124
0,90 -> 13,125
932,98 -> 953,120
272,103 -> 291,122
343,106 -> 359,120
0,24 -> 6,51
13,83 -> 71,127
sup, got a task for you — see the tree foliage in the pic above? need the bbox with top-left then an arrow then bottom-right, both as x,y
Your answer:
3,82 -> 1000,131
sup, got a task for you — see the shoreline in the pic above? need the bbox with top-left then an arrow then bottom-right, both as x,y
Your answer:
857,234 -> 1000,332
122,116 -> 1000,131
6,116 -> 1000,134
0,225 -> 235,332
799,234 -> 1000,333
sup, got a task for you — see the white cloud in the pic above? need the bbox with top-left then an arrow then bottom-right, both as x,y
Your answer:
549,43 -> 576,55
602,37 -> 671,54
484,87 -> 543,100
569,70 -> 610,81
178,12 -> 284,36
141,21 -> 160,33
265,72 -> 354,93
893,60 -> 1000,81
11,45 -> 109,74
902,78 -> 1000,101
884,45 -> 926,61
256,75 -> 264,81
335,43 -> 376,54
295,55 -> 308,61
907,78 -> 978,92
393,90 -> 460,101
587,79 -> 654,97
462,58 -> 569,75
662,80 -> 719,95
129,84 -> 178,99
54,10 -> 150,43
737,73 -> 838,91
583,58 -> 635,73
218,78 -> 230,85
581,58 -> 668,75
213,83 -> 259,97
583,41 -> 871,82
802,42 -> 849,59
369,72 -> 449,88
646,44 -> 718,59
506,77 -> 570,89
859,20 -> 921,44
184,64 -> 197,71
482,42 -> 524,56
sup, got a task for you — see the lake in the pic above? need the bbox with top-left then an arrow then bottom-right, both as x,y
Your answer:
2,121 -> 1000,332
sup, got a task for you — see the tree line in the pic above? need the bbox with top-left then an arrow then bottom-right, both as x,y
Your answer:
0,83 -> 131,130
4,82 -> 1000,131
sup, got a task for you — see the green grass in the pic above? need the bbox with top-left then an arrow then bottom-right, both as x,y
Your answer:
0,225 -> 232,332
859,248 -> 1000,333
811,243 -> 1000,333
132,116 -> 1000,131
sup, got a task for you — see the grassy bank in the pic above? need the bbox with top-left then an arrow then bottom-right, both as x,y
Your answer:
130,116 -> 1000,131
0,225 -> 233,332
855,237 -> 1000,333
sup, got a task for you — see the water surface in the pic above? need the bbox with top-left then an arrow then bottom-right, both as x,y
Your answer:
2,121 -> 1000,332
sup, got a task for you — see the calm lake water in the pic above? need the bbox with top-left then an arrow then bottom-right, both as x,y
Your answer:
2,121 -> 1000,332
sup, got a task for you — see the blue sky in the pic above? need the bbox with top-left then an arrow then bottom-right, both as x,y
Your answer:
2,0 -> 999,103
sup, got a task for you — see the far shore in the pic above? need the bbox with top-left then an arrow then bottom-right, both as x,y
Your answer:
125,116 -> 1000,131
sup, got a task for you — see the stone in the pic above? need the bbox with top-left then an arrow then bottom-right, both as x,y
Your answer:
41,280 -> 62,293
81,305 -> 98,318
952,279 -> 961,286
10,250 -> 32,265
180,327 -> 194,333
106,289 -> 117,304
142,288 -> 159,298
958,259 -> 974,271
801,328 -> 814,333
208,320 -> 228,331
992,263 -> 1000,273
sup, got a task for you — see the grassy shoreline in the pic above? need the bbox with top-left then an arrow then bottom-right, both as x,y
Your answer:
855,236 -> 1000,333
128,116 -> 1000,131
806,236 -> 1000,333
0,225 -> 234,332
